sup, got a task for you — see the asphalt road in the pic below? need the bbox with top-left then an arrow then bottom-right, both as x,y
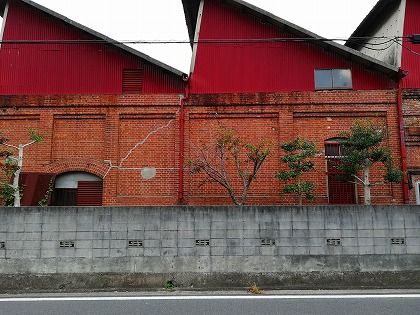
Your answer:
1,292 -> 419,315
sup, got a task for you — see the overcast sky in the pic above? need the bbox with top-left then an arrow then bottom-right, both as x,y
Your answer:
4,0 -> 379,72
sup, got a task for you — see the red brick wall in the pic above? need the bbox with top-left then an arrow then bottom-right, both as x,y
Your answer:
187,114 -> 280,205
402,90 -> 420,204
52,115 -> 106,161
117,113 -> 178,204
0,115 -> 42,170
185,90 -> 403,205
0,94 -> 181,206
0,90 -> 406,205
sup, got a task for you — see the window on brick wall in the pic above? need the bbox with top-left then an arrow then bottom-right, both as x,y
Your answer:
122,69 -> 143,93
416,181 -> 420,205
325,139 -> 356,204
315,69 -> 352,90
52,172 -> 103,206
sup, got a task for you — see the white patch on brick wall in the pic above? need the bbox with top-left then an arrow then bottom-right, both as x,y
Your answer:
103,106 -> 181,179
141,167 -> 156,180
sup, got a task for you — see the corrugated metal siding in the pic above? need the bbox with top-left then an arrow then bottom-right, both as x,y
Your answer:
401,0 -> 420,88
190,0 -> 393,93
0,1 -> 184,95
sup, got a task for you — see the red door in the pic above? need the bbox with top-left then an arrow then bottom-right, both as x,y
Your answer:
325,142 -> 356,204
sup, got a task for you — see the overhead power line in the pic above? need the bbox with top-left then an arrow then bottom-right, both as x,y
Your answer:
2,36 -> 420,57
0,36 -> 410,45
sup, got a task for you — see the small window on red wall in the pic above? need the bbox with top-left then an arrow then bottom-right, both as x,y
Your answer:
122,69 -> 143,93
315,69 -> 352,90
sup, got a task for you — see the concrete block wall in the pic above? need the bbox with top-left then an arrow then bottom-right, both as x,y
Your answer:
0,205 -> 419,276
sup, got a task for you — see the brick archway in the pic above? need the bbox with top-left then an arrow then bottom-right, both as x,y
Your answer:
44,159 -> 110,178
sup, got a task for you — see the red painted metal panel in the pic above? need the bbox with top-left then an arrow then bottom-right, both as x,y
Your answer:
19,172 -> 55,206
324,143 -> 356,205
0,1 -> 184,95
401,0 -> 420,88
76,181 -> 103,206
326,163 -> 356,204
190,0 -> 393,93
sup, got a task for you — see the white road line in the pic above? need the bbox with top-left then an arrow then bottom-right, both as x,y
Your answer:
0,294 -> 419,302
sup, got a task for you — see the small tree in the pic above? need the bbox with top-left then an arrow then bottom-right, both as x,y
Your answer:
275,137 -> 319,205
0,128 -> 42,207
189,125 -> 271,205
337,119 -> 404,205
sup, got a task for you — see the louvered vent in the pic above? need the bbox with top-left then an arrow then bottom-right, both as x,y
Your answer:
128,240 -> 143,248
76,181 -> 103,206
122,69 -> 144,93
261,239 -> 276,246
326,238 -> 341,246
59,241 -> 75,248
195,240 -> 210,246
391,238 -> 405,245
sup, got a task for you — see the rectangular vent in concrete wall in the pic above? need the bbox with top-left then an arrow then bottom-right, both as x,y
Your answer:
261,239 -> 276,246
0,242 -> 5,249
326,238 -> 341,246
391,238 -> 405,245
59,241 -> 75,248
128,240 -> 143,247
195,240 -> 210,246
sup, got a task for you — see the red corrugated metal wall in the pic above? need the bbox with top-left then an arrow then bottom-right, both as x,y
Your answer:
401,0 -> 420,88
189,0 -> 394,93
0,0 -> 184,95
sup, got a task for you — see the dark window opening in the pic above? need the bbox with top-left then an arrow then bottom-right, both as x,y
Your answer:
122,69 -> 144,93
53,188 -> 77,206
315,69 -> 352,90
52,172 -> 103,206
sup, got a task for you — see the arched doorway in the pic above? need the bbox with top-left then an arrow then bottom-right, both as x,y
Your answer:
52,172 -> 103,206
325,139 -> 356,204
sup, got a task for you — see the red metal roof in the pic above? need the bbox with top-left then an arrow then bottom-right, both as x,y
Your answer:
401,0 -> 420,88
182,0 -> 400,80
0,0 -> 185,94
186,0 -> 397,93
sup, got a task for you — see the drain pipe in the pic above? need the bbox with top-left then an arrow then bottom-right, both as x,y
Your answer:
397,69 -> 409,204
179,76 -> 190,203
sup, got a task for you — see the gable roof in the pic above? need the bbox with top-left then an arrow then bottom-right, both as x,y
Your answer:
0,0 -> 186,78
181,0 -> 401,79
345,0 -> 402,50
